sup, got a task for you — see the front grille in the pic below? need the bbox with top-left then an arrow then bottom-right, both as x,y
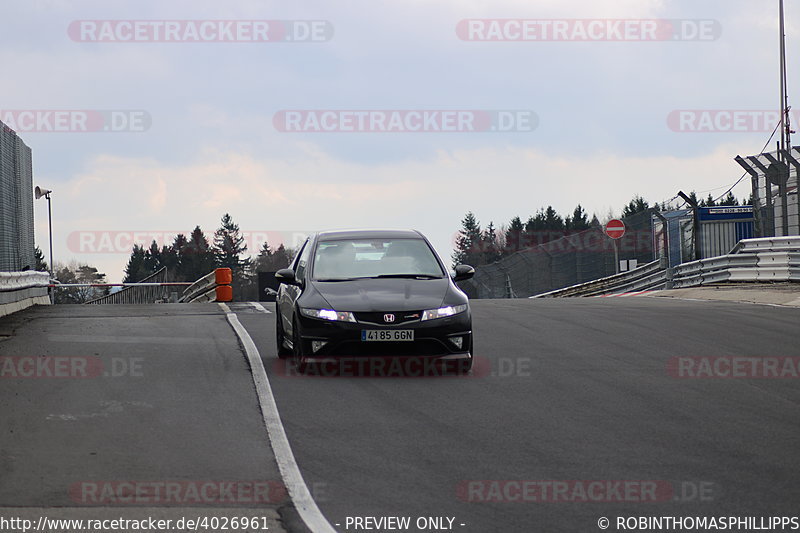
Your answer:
328,339 -> 450,357
354,311 -> 422,326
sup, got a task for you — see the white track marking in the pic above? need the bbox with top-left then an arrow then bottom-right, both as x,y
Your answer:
218,303 -> 231,313
224,311 -> 336,533
250,302 -> 271,313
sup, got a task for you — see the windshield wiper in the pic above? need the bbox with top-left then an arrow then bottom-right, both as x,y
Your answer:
370,274 -> 443,279
314,277 -> 361,282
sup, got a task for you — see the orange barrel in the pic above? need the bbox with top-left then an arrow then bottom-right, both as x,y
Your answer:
215,267 -> 232,285
215,285 -> 233,302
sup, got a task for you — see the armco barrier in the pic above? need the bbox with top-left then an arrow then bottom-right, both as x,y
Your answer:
534,239 -> 800,297
670,252 -> 800,288
0,271 -> 50,317
178,268 -> 233,303
84,267 -> 234,304
729,236 -> 800,254
532,259 -> 666,298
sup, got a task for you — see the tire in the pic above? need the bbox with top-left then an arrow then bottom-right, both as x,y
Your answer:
292,318 -> 309,374
275,312 -> 292,359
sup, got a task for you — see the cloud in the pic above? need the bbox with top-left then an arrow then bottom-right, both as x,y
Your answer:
11,0 -> 792,283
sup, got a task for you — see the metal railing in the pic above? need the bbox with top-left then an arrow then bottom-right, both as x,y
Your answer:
670,252 -> 800,288
729,236 -> 800,254
0,271 -> 49,292
86,267 -> 178,304
532,258 -> 667,298
535,236 -> 800,297
178,270 -> 219,303
0,271 -> 50,316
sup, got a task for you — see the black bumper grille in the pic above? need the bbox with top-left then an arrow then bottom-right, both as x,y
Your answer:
327,339 -> 450,357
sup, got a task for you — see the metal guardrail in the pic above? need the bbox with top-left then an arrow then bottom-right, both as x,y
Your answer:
532,259 -> 666,298
0,271 -> 50,317
86,267 -> 176,304
178,270 -> 218,303
81,268 -> 231,304
603,267 -> 669,295
0,271 -> 49,292
532,235 -> 800,298
670,252 -> 800,288
729,236 -> 800,254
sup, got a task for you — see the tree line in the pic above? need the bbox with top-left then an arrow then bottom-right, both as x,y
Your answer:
453,191 -> 748,268
122,213 -> 295,300
37,190 -> 750,302
36,214 -> 296,303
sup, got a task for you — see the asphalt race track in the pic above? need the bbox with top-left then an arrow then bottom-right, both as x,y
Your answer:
1,297 -> 799,532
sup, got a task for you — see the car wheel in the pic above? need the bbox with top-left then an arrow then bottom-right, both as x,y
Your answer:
275,313 -> 292,359
292,318 -> 309,374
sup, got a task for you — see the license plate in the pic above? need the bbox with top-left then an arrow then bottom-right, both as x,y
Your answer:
361,330 -> 414,342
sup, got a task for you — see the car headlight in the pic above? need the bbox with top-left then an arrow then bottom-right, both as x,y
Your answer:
421,304 -> 468,321
300,308 -> 357,322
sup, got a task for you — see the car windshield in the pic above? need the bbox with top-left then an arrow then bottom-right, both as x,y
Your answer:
312,238 -> 444,280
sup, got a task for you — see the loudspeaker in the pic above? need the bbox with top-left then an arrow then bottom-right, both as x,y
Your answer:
35,186 -> 52,199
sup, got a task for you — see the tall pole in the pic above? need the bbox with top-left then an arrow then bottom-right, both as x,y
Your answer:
46,193 -> 53,277
779,0 -> 794,236
780,0 -> 787,160
46,192 -> 54,304
779,0 -> 792,154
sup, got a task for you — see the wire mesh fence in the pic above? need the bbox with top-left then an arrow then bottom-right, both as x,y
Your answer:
459,209 -> 658,299
736,147 -> 799,238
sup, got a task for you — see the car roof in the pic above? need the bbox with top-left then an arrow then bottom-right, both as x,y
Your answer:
315,229 -> 424,242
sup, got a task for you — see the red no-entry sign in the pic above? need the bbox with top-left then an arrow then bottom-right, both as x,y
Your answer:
605,219 -> 626,239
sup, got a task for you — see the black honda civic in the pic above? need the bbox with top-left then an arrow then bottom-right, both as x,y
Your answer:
274,229 -> 475,375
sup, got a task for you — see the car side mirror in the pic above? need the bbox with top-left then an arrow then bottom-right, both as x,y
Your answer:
453,264 -> 475,282
275,268 -> 299,286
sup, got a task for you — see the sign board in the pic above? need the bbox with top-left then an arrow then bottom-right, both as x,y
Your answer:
605,219 -> 626,239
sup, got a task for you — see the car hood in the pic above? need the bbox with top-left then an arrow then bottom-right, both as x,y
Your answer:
311,277 -> 450,312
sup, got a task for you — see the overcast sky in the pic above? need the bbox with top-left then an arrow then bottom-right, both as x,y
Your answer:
2,0 -> 798,281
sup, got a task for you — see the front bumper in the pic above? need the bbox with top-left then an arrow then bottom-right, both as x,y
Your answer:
295,309 -> 472,361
